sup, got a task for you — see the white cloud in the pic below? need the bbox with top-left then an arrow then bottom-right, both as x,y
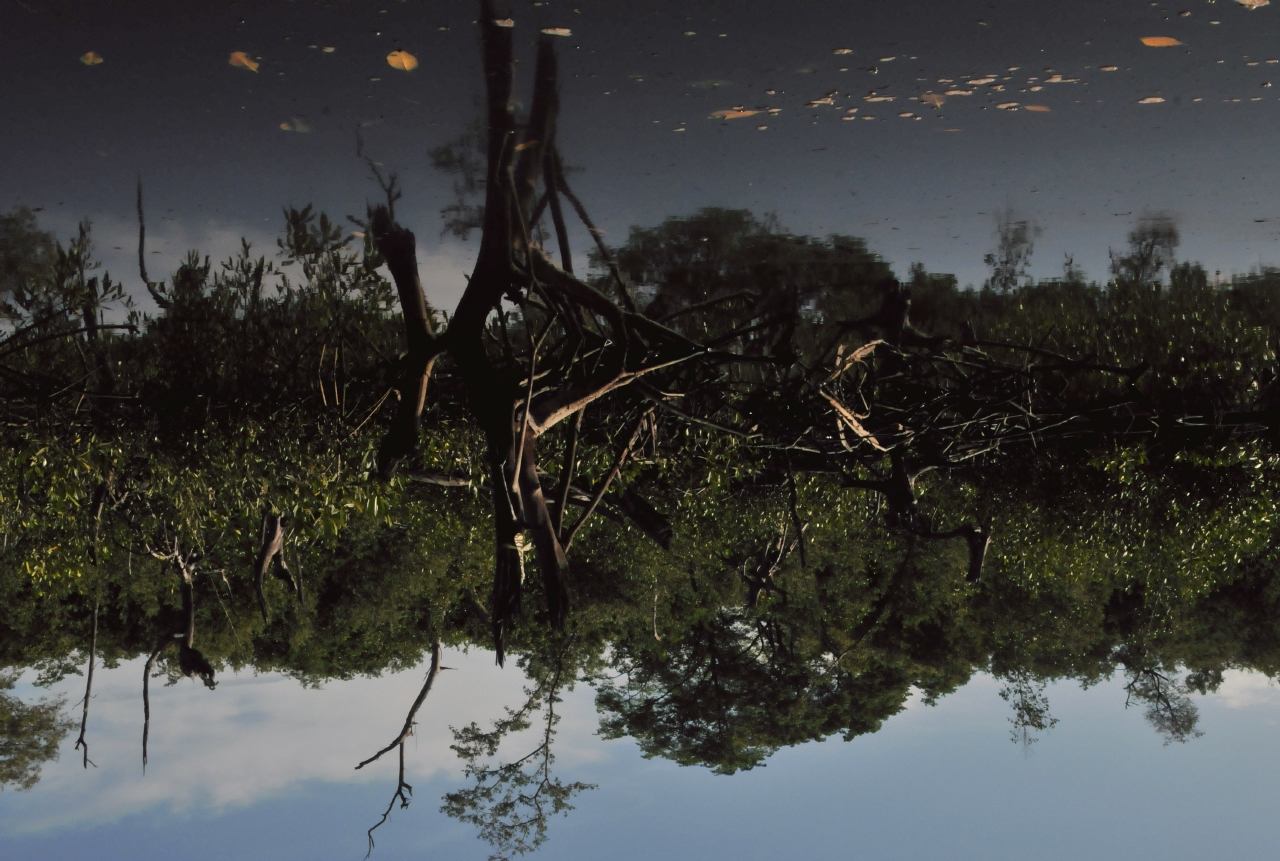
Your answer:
2,648 -> 606,834
1210,669 -> 1280,710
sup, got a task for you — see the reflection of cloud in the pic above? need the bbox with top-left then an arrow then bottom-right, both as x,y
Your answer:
1211,670 -> 1280,710
1,648 -> 604,834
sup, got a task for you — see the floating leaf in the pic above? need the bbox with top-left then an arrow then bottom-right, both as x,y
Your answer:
1025,105 -> 1051,111
386,50 -> 418,71
280,122 -> 293,131
514,139 -> 539,151
322,46 -> 336,53
968,76 -> 997,85
921,93 -> 946,108
494,18 -> 515,27
229,51 -> 259,72
1101,65 -> 1118,71
945,89 -> 974,96
996,101 -> 1020,109
710,109 -> 759,119
863,94 -> 894,102
79,51 -> 103,66
1138,96 -> 1166,103
1237,0 -> 1269,8
540,27 -> 571,36
833,47 -> 853,55
1141,36 -> 1182,46
806,97 -> 835,107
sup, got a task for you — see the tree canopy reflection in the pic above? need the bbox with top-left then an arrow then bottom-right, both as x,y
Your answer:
7,3 -> 1280,857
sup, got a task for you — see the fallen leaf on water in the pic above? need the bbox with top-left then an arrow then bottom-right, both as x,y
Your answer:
514,139 -> 539,150
757,124 -> 768,130
833,47 -> 853,54
1237,0 -> 1270,8
352,231 -> 366,238
806,97 -> 835,107
229,51 -> 259,71
387,50 -> 418,70
968,76 -> 996,85
494,18 -> 515,27
541,27 -> 571,36
864,94 -> 895,102
897,111 -> 915,117
1101,65 -> 1118,71
879,56 -> 896,62
945,89 -> 974,96
1141,36 -> 1182,46
1025,104 -> 1051,111
79,51 -> 103,65
1138,96 -> 1166,103
710,109 -> 759,118
921,93 -> 945,107
996,101 -> 1020,109
280,122 -> 293,131
322,46 -> 336,53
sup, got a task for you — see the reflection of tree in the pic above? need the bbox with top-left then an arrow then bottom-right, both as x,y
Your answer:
1124,665 -> 1203,745
984,210 -> 1039,293
356,639 -> 443,856
444,644 -> 594,861
997,668 -> 1058,750
0,670 -> 71,791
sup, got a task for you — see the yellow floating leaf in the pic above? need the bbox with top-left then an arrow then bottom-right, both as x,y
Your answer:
1138,96 -> 1166,103
540,27 -> 572,36
386,50 -> 418,71
494,18 -> 515,27
1237,0 -> 1269,8
996,101 -> 1020,109
514,139 -> 539,151
710,109 -> 759,119
229,51 -> 259,72
1025,104 -> 1051,111
1141,36 -> 1182,46
1101,65 -> 1118,71
79,51 -> 104,66
280,122 -> 293,131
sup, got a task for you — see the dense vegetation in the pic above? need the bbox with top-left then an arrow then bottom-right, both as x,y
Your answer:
7,9 -> 1280,857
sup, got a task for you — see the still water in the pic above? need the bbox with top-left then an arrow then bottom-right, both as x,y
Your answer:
5,1 -> 1280,859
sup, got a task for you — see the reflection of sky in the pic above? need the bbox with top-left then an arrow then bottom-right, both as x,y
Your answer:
8,0 -> 1280,309
3,656 -> 1280,859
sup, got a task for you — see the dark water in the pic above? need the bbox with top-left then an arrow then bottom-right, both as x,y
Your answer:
6,2 -> 1280,859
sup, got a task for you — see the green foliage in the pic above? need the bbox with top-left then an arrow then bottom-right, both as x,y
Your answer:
0,671 -> 71,791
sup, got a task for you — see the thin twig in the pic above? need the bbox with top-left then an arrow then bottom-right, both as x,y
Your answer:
356,640 -> 444,770
563,409 -> 652,550
74,602 -> 98,769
